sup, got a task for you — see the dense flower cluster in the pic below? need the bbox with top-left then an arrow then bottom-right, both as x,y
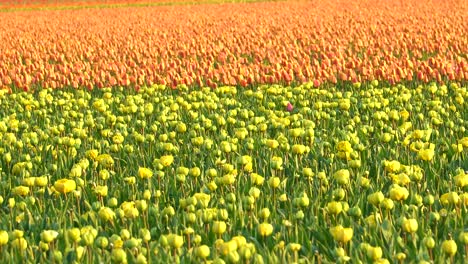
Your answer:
0,0 -> 467,91
0,81 -> 466,262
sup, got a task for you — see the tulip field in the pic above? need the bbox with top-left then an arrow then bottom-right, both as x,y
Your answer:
0,0 -> 467,263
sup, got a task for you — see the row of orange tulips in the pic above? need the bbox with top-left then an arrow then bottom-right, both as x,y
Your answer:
0,0 -> 467,91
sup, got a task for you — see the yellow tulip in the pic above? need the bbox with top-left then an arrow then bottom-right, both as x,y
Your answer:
98,207 -> 116,222
366,246 -> 383,260
54,179 -> 76,194
11,238 -> 28,250
292,144 -> 307,154
212,221 -> 227,235
167,234 -> 184,249
0,230 -> 9,245
327,201 -> 343,215
12,186 -> 30,197
441,239 -> 457,256
330,225 -> 353,243
266,139 -> 279,149
268,176 -> 280,188
402,218 -> 418,233
418,148 -> 434,161
41,230 -> 59,243
440,192 -> 460,206
95,185 -> 108,197
138,167 -> 153,179
257,222 -> 274,237
454,171 -> 468,187
336,141 -> 353,153
111,248 -> 127,263
389,185 -> 409,201
367,191 -> 384,206
195,245 -> 210,259
287,243 -> 301,252
334,169 -> 350,185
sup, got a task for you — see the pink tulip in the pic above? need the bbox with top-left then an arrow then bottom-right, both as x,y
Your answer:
286,102 -> 294,112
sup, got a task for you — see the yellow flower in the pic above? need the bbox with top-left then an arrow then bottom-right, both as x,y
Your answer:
458,232 -> 468,245
303,168 -> 314,178
424,237 -> 435,248
327,201 -> 343,215
98,207 -> 116,222
411,130 -> 425,140
0,230 -> 9,245
219,240 -> 238,255
452,143 -> 463,153
54,179 -> 76,194
231,236 -> 247,248
212,221 -> 227,235
292,144 -> 307,154
337,141 -> 353,153
138,167 -> 153,179
268,177 -> 280,188
191,136 -> 204,146
389,185 -> 409,201
124,176 -> 136,185
365,213 -> 382,228
159,155 -> 174,167
41,230 -> 59,243
381,198 -> 394,210
121,201 -> 139,219
34,176 -> 48,187
402,218 -> 418,233
367,191 -> 384,206
220,141 -> 232,153
68,164 -> 82,178
11,238 -> 28,250
266,139 -> 279,149
334,169 -> 350,185
384,160 -> 401,173
111,248 -> 127,263
22,177 -> 35,187
458,137 -> 468,147
257,222 -> 274,237
460,193 -> 468,206
96,154 -> 114,168
270,156 -> 283,170
441,239 -> 457,256
12,186 -> 30,197
418,148 -> 434,161
400,110 -> 410,120
287,243 -> 301,252
189,167 -> 201,177
176,167 -> 190,176
366,246 -> 383,260
195,245 -> 210,259
95,185 -> 108,197
381,133 -> 393,143
390,173 -> 411,185
440,192 -> 460,206
330,225 -> 353,243
67,228 -> 81,242
99,169 -> 110,180
112,133 -> 125,144
167,234 -> 184,248
349,160 -> 361,168
454,171 -> 468,188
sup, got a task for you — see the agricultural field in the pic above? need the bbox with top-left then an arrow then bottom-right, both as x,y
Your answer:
0,0 -> 467,263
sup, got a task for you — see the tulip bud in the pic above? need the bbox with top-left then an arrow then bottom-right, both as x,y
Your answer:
441,239 -> 457,256
212,221 -> 227,235
257,222 -> 274,237
402,218 -> 418,233
195,245 -> 211,259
